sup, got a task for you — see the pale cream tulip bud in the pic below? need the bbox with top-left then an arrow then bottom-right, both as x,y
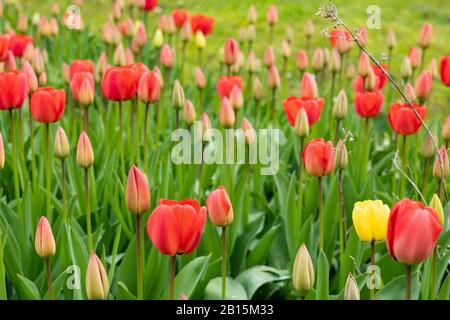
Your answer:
172,80 -> 185,110
183,100 -> 196,126
195,31 -> 206,49
400,57 -> 412,80
429,194 -> 445,226
267,64 -> 280,89
420,132 -> 437,159
281,39 -> 291,59
180,22 -> 191,42
242,117 -> 256,145
335,139 -> 348,169
229,85 -> 243,110
252,77 -> 264,101
305,19 -> 314,38
404,83 -> 416,102
294,108 -> 309,138
152,29 -> 164,49
113,43 -> 126,66
311,48 -> 324,71
329,48 -> 341,73
387,28 -> 396,50
364,68 -> 377,91
333,90 -> 348,120
248,5 -> 257,24
285,25 -> 294,44
76,131 -> 94,169
247,25 -> 256,42
344,273 -> 360,300
54,127 -> 70,159
62,62 -> 70,83
219,98 -> 235,128
200,112 -> 212,142
292,244 -> 314,297
86,253 -> 109,300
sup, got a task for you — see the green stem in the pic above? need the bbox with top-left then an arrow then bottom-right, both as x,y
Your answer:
84,106 -> 89,134
85,168 -> 92,253
9,110 -> 21,216
61,159 -> 67,222
318,176 -> 324,251
18,108 -> 24,160
143,102 -> 150,170
421,158 -> 430,194
400,135 -> 408,198
132,98 -> 137,163
198,89 -> 203,115
169,255 -> 176,300
298,138 -> 304,231
29,104 -> 37,192
45,259 -> 54,300
405,265 -> 412,300
118,101 -> 126,185
429,247 -> 437,300
370,240 -> 375,300
221,226 -> 227,300
338,169 -> 345,269
136,214 -> 143,300
45,123 -> 51,220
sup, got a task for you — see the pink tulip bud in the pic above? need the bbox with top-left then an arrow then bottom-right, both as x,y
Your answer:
78,77 -> 95,106
296,50 -> 308,71
414,71 -> 433,100
364,68 -> 377,92
229,85 -> 243,110
206,186 -> 234,227
223,38 -> 238,66
138,71 -> 161,103
267,64 -> 280,89
50,18 -> 58,35
433,147 -> 449,179
183,100 -> 196,125
281,39 -> 291,58
358,52 -> 371,78
22,60 -> 38,92
195,67 -> 206,89
305,19 -> 314,38
358,27 -> 368,44
409,47 -> 422,69
300,73 -> 318,99
86,253 -> 109,300
23,42 -> 35,62
126,165 -> 150,214
17,15 -> 28,33
263,46 -> 275,67
76,131 -> 94,169
160,44 -> 174,69
311,48 -> 324,71
347,64 -> 356,78
113,43 -> 126,66
35,216 -> 56,259
219,97 -> 235,128
133,21 -> 147,48
242,117 -> 256,144
418,22 -> 432,48
180,21 -> 192,42
266,5 -> 278,25
200,112 -> 212,142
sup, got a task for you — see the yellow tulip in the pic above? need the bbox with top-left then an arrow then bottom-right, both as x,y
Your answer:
352,200 -> 390,242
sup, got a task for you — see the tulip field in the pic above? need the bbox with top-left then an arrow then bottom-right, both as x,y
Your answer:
0,0 -> 449,303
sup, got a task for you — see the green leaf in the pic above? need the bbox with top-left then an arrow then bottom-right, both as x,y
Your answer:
246,225 -> 281,268
376,271 -> 420,300
16,274 -> 41,300
438,274 -> 450,300
236,266 -> 289,299
117,282 -> 137,300
204,277 -> 247,300
316,250 -> 329,300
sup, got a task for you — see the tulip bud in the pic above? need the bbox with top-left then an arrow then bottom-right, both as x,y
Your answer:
311,48 -> 324,72
292,244 -> 314,296
223,38 -> 238,66
305,19 -> 314,38
22,60 -> 38,92
242,117 -> 256,145
39,72 -> 47,86
334,139 -> 348,169
429,194 -> 445,226
420,132 -> 437,159
86,253 -> 109,300
263,46 -> 275,67
183,100 -> 196,126
285,25 -> 294,44
17,15 -> 28,33
344,273 -> 360,300
433,146 -> 449,179
404,83 -> 416,102
426,58 -> 438,78
300,73 -> 318,99
267,64 -> 280,89
195,31 -> 206,49
23,43 -> 35,62
418,22 -> 432,49
400,56 -> 412,80
160,44 -> 174,69
35,216 -> 56,259
296,50 -> 308,71
414,71 -> 433,101
239,27 -> 249,44
409,47 -> 422,69
152,29 -> 164,49
281,40 -> 291,59
76,131 -> 94,169
248,5 -> 257,24
229,85 -> 243,110
200,112 -> 212,142
329,48 -> 341,73
195,67 -> 206,90
246,51 -> 261,74
442,116 -> 450,142
62,62 -> 70,84
0,132 -> 4,169
347,64 -> 356,79
364,68 -> 377,92
219,98 -> 235,128
5,51 -> 16,71
294,108 -> 309,138
78,77 -> 95,106
206,186 -> 234,226
180,22 -> 192,42
333,90 -> 348,120
267,5 -> 278,25
172,80 -> 185,109
387,28 -> 396,50
54,127 -> 70,159
247,25 -> 256,42
252,77 -> 264,101
358,52 -> 371,78
113,43 -> 126,66
126,165 -> 150,214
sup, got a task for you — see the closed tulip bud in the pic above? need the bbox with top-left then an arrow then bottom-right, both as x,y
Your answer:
21,60 -> 38,92
95,52 -> 108,82
358,27 -> 368,44
54,127 -> 70,159
78,77 -> 95,106
231,51 -> 245,75
195,67 -> 206,89
292,244 -> 314,296
442,116 -> 450,142
263,46 -> 275,67
183,100 -> 196,125
224,38 -> 238,66
433,146 -> 449,179
242,117 -> 256,144
329,48 -> 341,73
400,56 -> 412,80
305,19 -> 314,38
387,28 -> 396,50
311,48 -> 324,71
206,186 -> 234,227
238,27 -> 247,44
333,90 -> 348,119
160,44 -> 174,69
302,138 -> 334,176
285,25 -> 294,44
281,40 -> 291,59
300,73 -> 318,99
364,68 -> 377,92
86,253 -> 109,300
50,18 -> 58,36
344,273 -> 360,300
247,25 -> 256,42
246,51 -> 261,74
180,22 -> 192,42
248,5 -> 257,24
404,83 -> 416,102
418,23 -> 432,49
358,52 -> 371,78
17,15 -> 28,33
420,132 -> 437,158
294,108 -> 309,138
229,85 -> 243,110
35,216 -> 56,259
219,97 -> 235,128
252,77 -> 264,101
267,5 -> 278,25
296,50 -> 308,71
124,48 -> 134,64
426,58 -> 438,78
352,200 -> 390,242
51,2 -> 60,15
172,80 -> 185,109
4,51 -> 16,71
414,71 -> 433,100
62,62 -> 70,83
347,64 -> 356,79
409,47 -> 422,69
267,64 -> 280,89
152,29 -> 164,48
126,165 -> 150,214
200,112 -> 212,142
76,131 -> 94,169
334,139 -> 348,169
429,194 -> 445,226
0,132 -> 4,169
132,21 -> 147,49
195,31 -> 206,49
23,43 -> 35,62
113,43 -> 126,66
39,72 -> 47,86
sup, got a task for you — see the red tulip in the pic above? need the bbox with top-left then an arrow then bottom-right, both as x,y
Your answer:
206,186 -> 234,227
302,138 -> 334,177
172,9 -> 189,28
30,87 -> 66,123
354,90 -> 384,118
328,28 -> 351,50
129,62 -> 149,86
101,65 -> 137,101
0,35 -> 10,61
9,34 -> 33,57
439,55 -> 450,86
387,198 -> 441,265
126,165 -> 151,214
414,71 -> 433,100
70,59 -> 94,79
0,71 -> 29,110
282,96 -> 324,126
371,64 -> 388,89
138,71 -> 161,103
388,102 -> 427,136
70,71 -> 94,105
216,76 -> 242,99
223,38 -> 238,66
147,199 -> 207,256
140,0 -> 158,12
190,14 -> 214,36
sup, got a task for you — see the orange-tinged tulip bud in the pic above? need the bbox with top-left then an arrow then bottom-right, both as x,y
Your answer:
281,39 -> 291,59
76,131 -> 94,169
364,68 -> 377,92
39,72 -> 47,86
263,46 -> 275,67
23,42 -> 35,62
200,112 -> 212,142
409,47 -> 422,69
433,146 -> 449,179
32,48 -> 45,75
86,252 -> 109,300
414,71 -> 433,100
206,186 -> 234,227
223,38 -> 238,66
195,67 -> 206,89
126,165 -> 150,215
54,127 -> 70,159
300,73 -> 318,99
219,97 -> 235,128
311,48 -> 324,71
17,15 -> 28,33
296,50 -> 308,71
442,116 -> 450,142
35,216 -> 56,259
180,22 -> 192,42
21,60 -> 38,92
78,77 -> 95,106
252,77 -> 264,101
133,21 -> 147,48
0,132 -> 4,169
420,132 -> 436,159
267,64 -> 280,89
358,52 -> 371,78
347,64 -> 355,79
404,83 -> 416,102
242,117 -> 256,144
183,100 -> 196,125
229,85 -> 243,110
62,62 -> 70,83
50,18 -> 58,36
124,48 -> 134,65
418,22 -> 432,49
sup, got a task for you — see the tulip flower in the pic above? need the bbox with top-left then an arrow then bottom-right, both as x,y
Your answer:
140,0 -> 158,12
354,90 -> 384,118
409,47 -> 422,75
9,34 -> 33,57
266,5 -> 278,43
190,14 -> 214,36
35,216 -> 56,299
242,117 -> 256,145
86,253 -> 109,300
388,102 -> 427,136
0,35 -> 10,61
433,146 -> 449,188
292,244 -> 314,298
440,56 -> 450,87
404,83 -> 416,102
344,273 -> 360,300
387,28 -> 396,51
54,127 -> 70,220
414,71 -> 432,103
172,9 -> 189,28
71,72 -> 94,130
0,71 -> 29,110
311,48 -> 325,72
147,199 -> 207,299
216,76 -> 242,99
296,50 -> 308,75
30,87 -> 65,123
418,22 -> 432,49
263,46 -> 275,68
387,198 -> 442,299
223,38 -> 238,69
101,65 -> 137,101
69,59 -> 94,79
282,96 -> 324,127
248,5 -> 257,24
